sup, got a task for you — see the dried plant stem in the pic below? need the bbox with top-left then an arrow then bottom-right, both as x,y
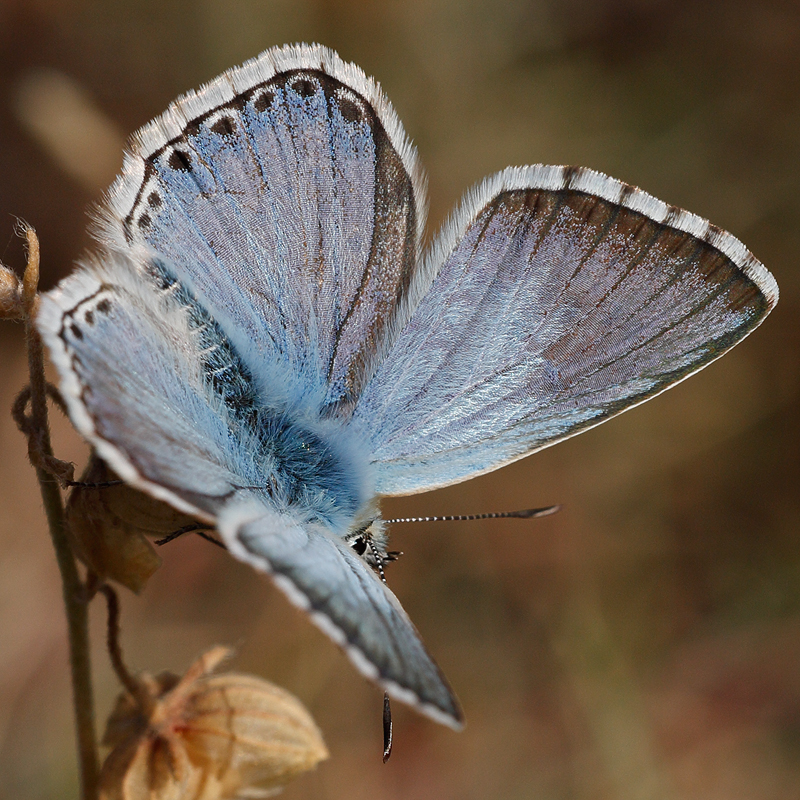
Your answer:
17,227 -> 100,800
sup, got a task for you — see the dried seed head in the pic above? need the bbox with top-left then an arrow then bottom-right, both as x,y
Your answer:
99,647 -> 328,800
67,455 -> 198,592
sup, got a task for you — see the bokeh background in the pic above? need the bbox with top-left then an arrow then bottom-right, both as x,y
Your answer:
1,1 -> 799,798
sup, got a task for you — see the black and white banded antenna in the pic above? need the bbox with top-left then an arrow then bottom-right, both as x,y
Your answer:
384,505 -> 560,525
362,533 -> 395,763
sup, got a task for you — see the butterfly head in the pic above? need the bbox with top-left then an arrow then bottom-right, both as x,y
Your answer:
345,515 -> 401,580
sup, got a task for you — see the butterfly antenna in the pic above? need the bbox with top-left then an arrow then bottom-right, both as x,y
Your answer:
364,535 -> 388,584
363,534 -> 394,762
384,504 -> 561,525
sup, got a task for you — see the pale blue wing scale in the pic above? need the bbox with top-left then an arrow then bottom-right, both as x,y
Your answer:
121,83 -> 370,393
355,166 -> 778,495
99,45 -> 421,412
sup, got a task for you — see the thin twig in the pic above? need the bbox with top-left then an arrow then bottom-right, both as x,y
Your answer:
98,585 -> 141,700
16,226 -> 99,799
12,384 -> 74,484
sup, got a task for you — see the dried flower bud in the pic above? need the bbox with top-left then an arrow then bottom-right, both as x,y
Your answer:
0,263 -> 24,319
67,455 -> 199,592
99,647 -> 328,800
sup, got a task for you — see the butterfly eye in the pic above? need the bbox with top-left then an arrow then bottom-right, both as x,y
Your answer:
350,536 -> 367,556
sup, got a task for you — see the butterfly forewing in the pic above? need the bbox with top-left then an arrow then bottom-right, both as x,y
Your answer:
357,167 -> 776,495
104,51 -> 421,413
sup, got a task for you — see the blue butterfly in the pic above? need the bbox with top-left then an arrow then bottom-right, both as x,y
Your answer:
37,43 -> 778,729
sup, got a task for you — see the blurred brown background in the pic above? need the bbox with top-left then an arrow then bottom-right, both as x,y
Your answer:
1,1 -> 798,798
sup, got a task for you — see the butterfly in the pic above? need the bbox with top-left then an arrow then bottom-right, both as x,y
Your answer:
37,43 -> 778,729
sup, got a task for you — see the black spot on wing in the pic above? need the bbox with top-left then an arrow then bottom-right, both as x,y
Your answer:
290,75 -> 318,98
168,149 -> 192,172
334,92 -> 365,123
210,116 -> 236,136
253,89 -> 275,113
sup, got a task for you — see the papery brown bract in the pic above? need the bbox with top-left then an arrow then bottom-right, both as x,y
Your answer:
66,455 -> 199,592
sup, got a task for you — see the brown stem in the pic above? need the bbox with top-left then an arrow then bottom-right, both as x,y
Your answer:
16,226 -> 99,799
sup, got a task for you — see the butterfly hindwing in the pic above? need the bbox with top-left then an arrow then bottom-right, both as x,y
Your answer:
37,254 -> 247,520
